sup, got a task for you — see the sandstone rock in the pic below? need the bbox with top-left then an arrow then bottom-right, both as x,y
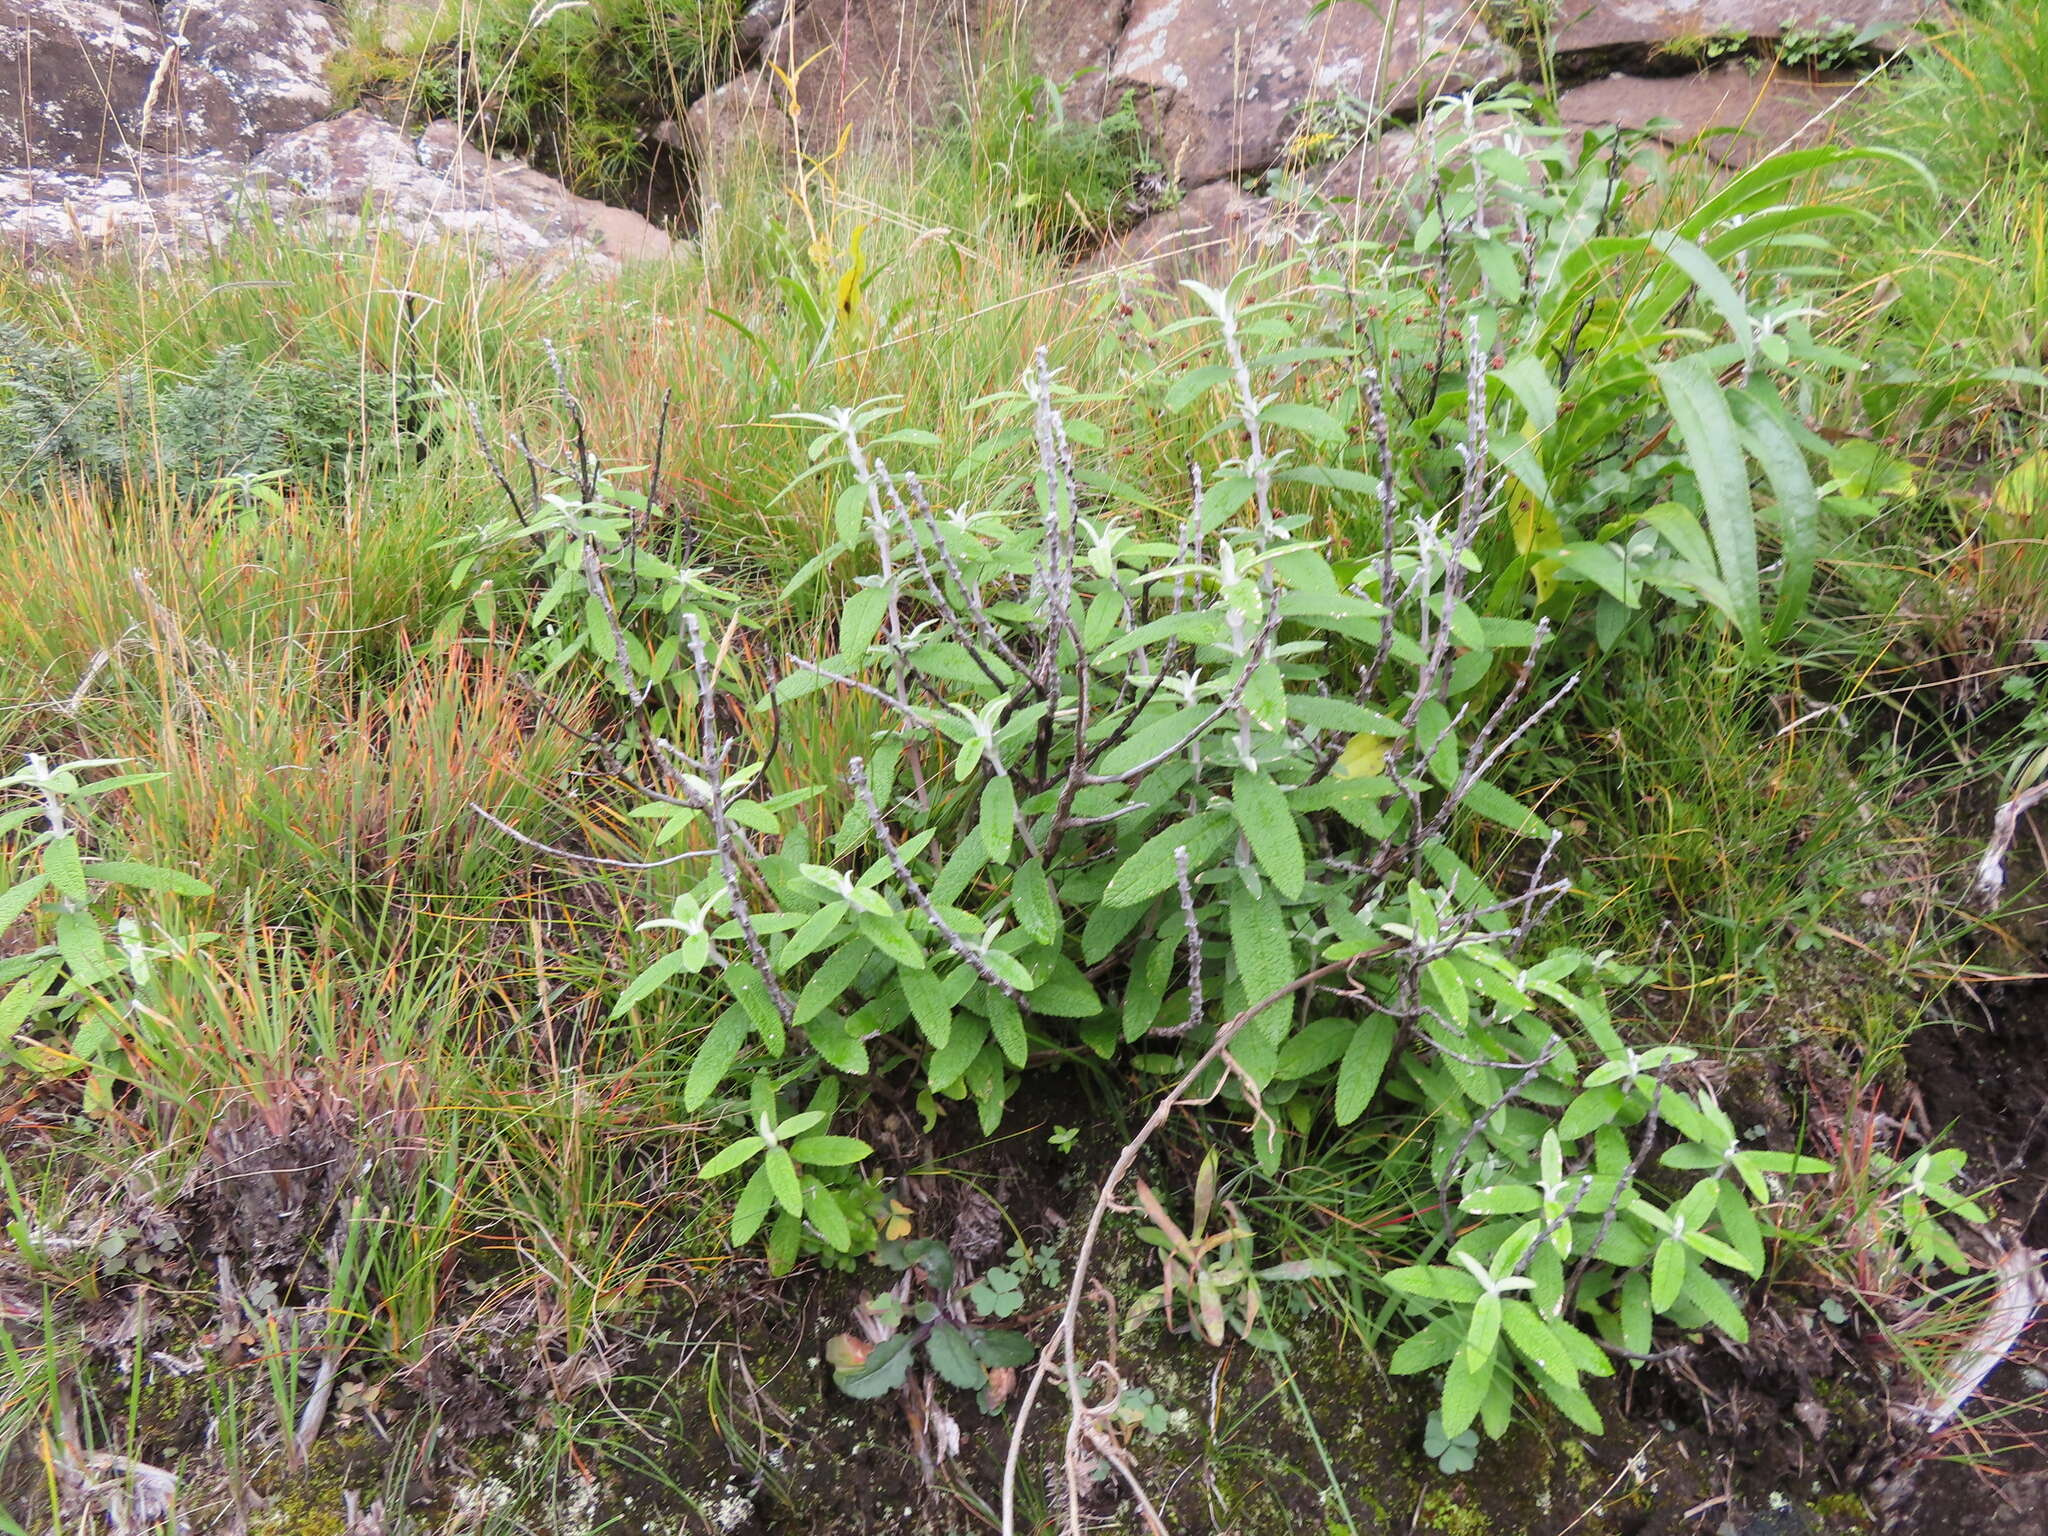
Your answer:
1020,0 -> 1130,120
1094,177 -> 1326,282
682,65 -> 795,169
1549,0 -> 1932,60
168,0 -> 340,143
1107,0 -> 1509,186
0,155 -> 237,252
253,113 -> 675,266
687,0 -> 1137,169
3,111 -> 674,270
0,0 -> 337,170
1554,62 -> 1866,166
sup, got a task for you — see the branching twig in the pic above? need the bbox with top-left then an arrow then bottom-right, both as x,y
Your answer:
467,803 -> 713,870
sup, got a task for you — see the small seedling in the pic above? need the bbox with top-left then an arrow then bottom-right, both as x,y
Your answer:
1126,1151 -> 1341,1350
828,1239 -> 1035,1407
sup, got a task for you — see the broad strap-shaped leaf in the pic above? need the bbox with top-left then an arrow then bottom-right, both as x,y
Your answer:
1383,1265 -> 1485,1304
1438,1356 -> 1491,1439
41,835 -> 89,903
1727,385 -> 1820,644
1501,1299 -> 1579,1389
1657,355 -> 1762,654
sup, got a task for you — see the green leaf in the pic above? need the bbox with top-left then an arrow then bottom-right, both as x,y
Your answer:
1728,386 -> 1820,643
1229,881 -> 1294,1050
1334,1017 -> 1396,1125
1463,1184 -> 1539,1216
834,1334 -> 914,1398
0,875 -> 48,932
1651,1238 -> 1685,1312
1681,1266 -> 1749,1342
684,1010 -> 749,1111
899,966 -> 954,1050
808,1187 -> 851,1251
925,1323 -> 988,1390
1388,1316 -> 1462,1375
987,991 -> 1028,1066
1260,402 -> 1348,443
789,1135 -> 872,1167
610,947 -> 704,1020
980,776 -> 1016,864
1619,1271 -> 1652,1357
1658,355 -> 1762,653
1383,1266 -> 1483,1304
54,911 -> 112,984
1647,231 -> 1753,363
1713,1178 -> 1766,1276
795,939 -> 873,1023
698,1134 -> 765,1180
1230,769 -> 1305,899
970,1328 -> 1035,1368
1439,1357 -> 1489,1438
1559,1084 -> 1624,1138
1020,953 -> 1101,1018
1537,1375 -> 1604,1436
804,1013 -> 872,1074
1463,1290 -> 1502,1375
854,910 -> 925,970
730,1165 -> 775,1245
765,1146 -> 803,1216
725,964 -> 785,1054
780,902 -> 848,968
41,836 -> 88,904
1011,859 -> 1059,946
1460,779 -> 1549,838
78,861 -> 211,897
1501,1300 -> 1577,1388
839,584 -> 889,657
766,1209 -> 802,1275
1101,810 -> 1233,909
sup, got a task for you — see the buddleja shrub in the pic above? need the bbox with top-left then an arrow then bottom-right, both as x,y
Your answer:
583,262 -> 1843,1441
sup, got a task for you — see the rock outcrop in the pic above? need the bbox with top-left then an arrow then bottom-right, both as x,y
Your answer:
0,0 -> 1938,271
689,0 -> 1129,168
0,0 -> 336,168
0,0 -> 671,267
1106,0 -> 1507,185
1553,62 -> 1866,167
1548,0 -> 1930,59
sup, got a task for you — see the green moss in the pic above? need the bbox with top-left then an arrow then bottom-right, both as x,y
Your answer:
1420,1488 -> 1495,1536
246,1430 -> 380,1536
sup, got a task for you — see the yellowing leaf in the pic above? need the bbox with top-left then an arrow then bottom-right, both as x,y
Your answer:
1333,734 -> 1390,780
12,1041 -> 74,1076
1990,450 -> 2048,544
881,1198 -> 913,1241
1507,479 -> 1562,602
835,224 -> 868,321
